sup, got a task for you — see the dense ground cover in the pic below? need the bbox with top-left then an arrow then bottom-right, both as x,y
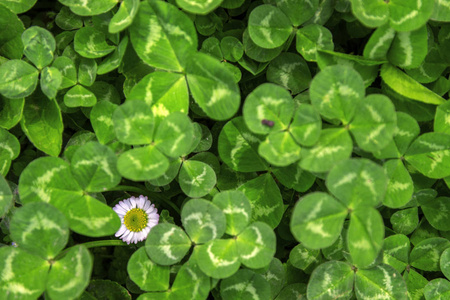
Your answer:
1,0 -> 450,299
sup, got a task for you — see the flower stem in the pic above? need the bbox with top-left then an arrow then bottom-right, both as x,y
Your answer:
108,185 -> 148,194
54,240 -> 127,260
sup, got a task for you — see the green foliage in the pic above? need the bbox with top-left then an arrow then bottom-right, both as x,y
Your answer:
2,0 -> 450,298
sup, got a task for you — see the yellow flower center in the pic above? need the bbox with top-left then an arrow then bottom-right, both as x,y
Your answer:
123,208 -> 148,232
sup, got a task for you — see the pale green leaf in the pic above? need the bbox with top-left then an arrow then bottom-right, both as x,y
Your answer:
117,145 -> 169,181
0,60 -> 38,99
46,245 -> 93,300
10,202 -> 69,260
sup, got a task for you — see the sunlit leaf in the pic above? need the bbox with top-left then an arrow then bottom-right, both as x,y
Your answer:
46,245 -> 93,300
0,59 -> 38,99
10,202 -> 69,260
0,247 -> 49,299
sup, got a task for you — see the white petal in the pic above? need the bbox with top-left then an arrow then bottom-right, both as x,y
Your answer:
148,220 -> 159,227
126,232 -> 134,243
115,205 -> 127,213
115,224 -> 127,237
149,212 -> 159,220
119,200 -> 130,211
143,200 -> 151,210
146,205 -> 156,214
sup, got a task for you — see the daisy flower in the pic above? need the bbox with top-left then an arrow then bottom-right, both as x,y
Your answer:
113,195 -> 159,244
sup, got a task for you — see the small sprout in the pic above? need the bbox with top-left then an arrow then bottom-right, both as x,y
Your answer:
261,119 -> 274,127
